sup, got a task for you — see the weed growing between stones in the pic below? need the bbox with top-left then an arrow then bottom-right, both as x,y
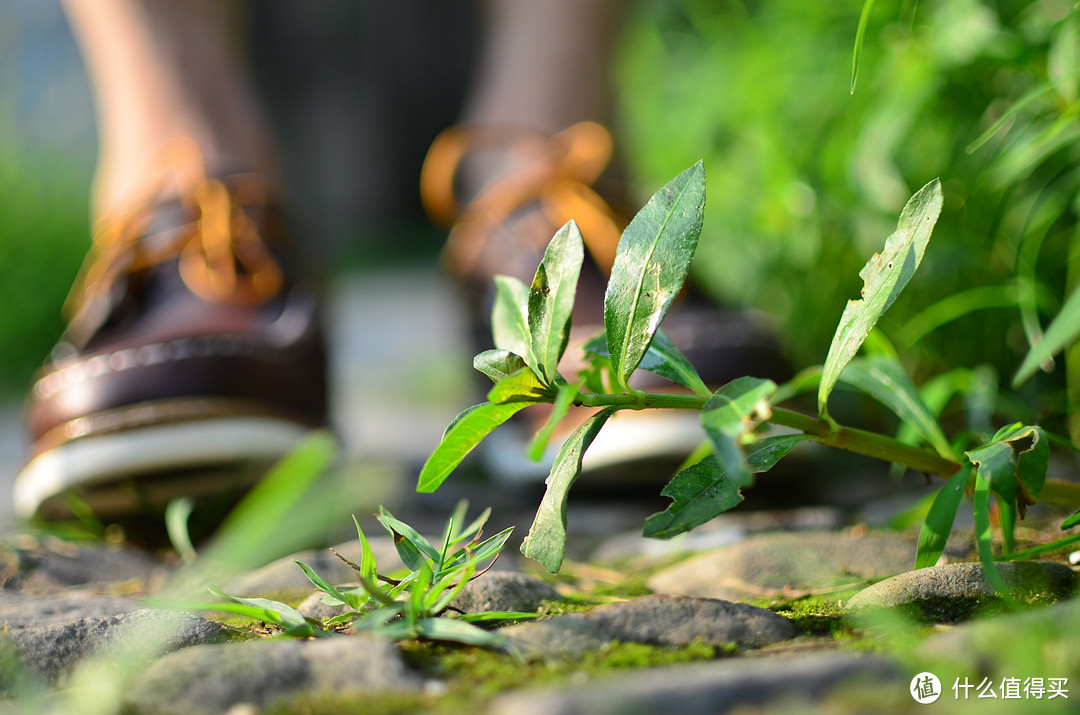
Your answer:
418,162 -> 1080,594
155,500 -> 536,646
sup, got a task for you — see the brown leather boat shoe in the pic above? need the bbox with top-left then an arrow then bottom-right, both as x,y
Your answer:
17,167 -> 328,521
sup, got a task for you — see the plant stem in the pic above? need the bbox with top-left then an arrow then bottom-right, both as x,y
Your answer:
575,390 -> 1080,507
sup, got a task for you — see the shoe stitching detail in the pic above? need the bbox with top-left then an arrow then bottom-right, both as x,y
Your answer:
33,333 -> 288,401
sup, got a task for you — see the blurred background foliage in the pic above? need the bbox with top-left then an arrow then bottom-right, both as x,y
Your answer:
3,0 -> 1080,444
617,0 -> 1080,437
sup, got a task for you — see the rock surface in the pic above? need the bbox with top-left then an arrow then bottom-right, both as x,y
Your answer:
123,635 -> 422,715
450,572 -> 562,614
502,594 -> 796,659
845,561 -> 1079,621
5,610 -> 231,686
485,652 -> 902,715
648,530 -> 916,601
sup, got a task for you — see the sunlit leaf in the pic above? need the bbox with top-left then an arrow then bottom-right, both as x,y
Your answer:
492,275 -> 537,370
643,434 -> 805,539
839,356 -> 953,458
528,220 -> 584,384
604,161 -> 706,389
417,401 -> 529,492
1063,509 -> 1080,530
914,467 -> 969,570
487,367 -> 551,404
521,409 -> 613,573
473,349 -> 527,384
818,178 -> 943,418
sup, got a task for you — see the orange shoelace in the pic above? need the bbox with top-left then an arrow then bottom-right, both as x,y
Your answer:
64,138 -> 283,324
419,121 -> 625,277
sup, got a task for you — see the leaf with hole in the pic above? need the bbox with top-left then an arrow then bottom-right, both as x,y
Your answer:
965,423 -> 1048,517
818,178 -> 943,418
604,161 -> 705,388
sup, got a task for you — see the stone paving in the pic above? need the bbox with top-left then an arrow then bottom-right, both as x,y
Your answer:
0,512 -> 1076,714
1,273 -> 1079,714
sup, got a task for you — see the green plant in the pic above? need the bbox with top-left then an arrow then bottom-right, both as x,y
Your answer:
417,162 -> 1080,591
158,501 -> 534,647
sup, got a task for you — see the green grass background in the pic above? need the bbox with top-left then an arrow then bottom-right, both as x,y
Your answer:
3,0 -> 1080,438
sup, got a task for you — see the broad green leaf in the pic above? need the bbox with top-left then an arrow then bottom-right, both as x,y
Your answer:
527,381 -> 580,461
972,471 -> 1016,602
914,467 -> 969,570
521,409 -> 613,573
644,434 -> 805,539
528,220 -> 584,384
492,275 -> 537,370
473,349 -> 527,383
604,161 -> 706,388
818,179 -> 943,418
416,617 -> 505,647
1013,284 -> 1080,386
584,330 -> 710,397
378,507 -> 441,564
700,377 -> 778,492
839,357 -> 953,459
850,0 -> 876,94
965,423 -> 1048,516
487,368 -> 550,404
417,401 -> 529,492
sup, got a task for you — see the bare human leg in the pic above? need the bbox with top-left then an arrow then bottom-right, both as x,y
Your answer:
61,0 -> 275,217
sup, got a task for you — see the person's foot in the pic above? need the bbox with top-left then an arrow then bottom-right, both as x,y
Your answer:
421,122 -> 789,483
17,164 -> 328,521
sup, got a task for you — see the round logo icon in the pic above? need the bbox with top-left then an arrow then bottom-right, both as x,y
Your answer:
911,672 -> 942,704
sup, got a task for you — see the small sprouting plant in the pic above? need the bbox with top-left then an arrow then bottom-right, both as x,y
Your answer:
161,501 -> 534,646
417,161 -> 1080,592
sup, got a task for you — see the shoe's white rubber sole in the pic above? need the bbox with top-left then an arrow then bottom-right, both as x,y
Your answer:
15,417 -> 316,520
482,409 -> 704,485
